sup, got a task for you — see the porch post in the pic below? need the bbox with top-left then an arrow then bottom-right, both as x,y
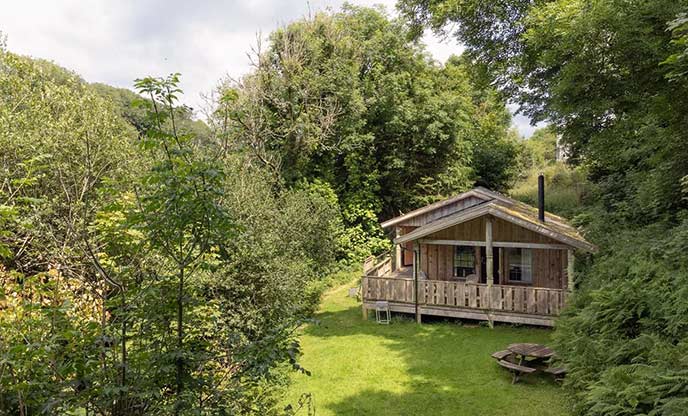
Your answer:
414,241 -> 421,324
485,216 -> 494,321
485,217 -> 493,286
394,227 -> 401,272
362,277 -> 368,320
567,249 -> 575,291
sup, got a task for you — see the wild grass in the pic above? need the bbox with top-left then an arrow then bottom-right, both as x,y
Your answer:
283,280 -> 571,416
510,163 -> 589,218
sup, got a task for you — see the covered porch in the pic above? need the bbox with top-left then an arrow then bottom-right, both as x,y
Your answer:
361,250 -> 570,327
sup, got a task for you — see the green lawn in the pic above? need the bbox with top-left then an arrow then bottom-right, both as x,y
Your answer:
283,282 -> 571,416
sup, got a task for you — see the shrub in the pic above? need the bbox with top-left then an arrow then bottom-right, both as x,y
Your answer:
554,220 -> 688,415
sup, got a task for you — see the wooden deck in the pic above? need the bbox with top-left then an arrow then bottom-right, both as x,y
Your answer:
361,276 -> 568,327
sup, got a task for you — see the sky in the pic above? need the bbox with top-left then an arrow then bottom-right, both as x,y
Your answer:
0,0 -> 543,136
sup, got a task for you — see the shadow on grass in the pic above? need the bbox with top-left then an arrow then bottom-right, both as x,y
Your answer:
301,300 -> 567,416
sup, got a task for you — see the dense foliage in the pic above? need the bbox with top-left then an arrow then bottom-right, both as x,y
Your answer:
218,6 -> 519,260
13,1 -> 688,413
400,0 -> 688,414
0,47 -> 141,415
511,162 -> 589,219
0,49 -> 336,414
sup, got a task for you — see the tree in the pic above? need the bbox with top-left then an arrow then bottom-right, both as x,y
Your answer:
132,73 -> 237,412
400,0 -> 688,221
0,49 -> 335,414
518,126 -> 557,171
399,1 -> 688,413
219,6 -> 517,260
664,13 -> 688,82
90,82 -> 211,142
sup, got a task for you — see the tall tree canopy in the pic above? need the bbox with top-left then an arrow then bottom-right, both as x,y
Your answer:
400,0 -> 688,221
400,0 -> 688,414
219,5 -> 518,251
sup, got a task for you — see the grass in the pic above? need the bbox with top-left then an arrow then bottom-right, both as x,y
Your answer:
283,281 -> 571,416
510,163 -> 589,218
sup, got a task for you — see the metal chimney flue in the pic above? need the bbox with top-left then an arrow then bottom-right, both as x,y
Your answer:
538,174 -> 545,222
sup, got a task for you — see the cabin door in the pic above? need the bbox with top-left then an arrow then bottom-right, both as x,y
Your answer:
480,247 -> 500,284
402,241 -> 414,266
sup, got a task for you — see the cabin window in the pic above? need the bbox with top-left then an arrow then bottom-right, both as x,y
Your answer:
454,246 -> 475,278
507,248 -> 533,283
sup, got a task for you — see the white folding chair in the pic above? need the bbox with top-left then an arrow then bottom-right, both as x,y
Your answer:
375,301 -> 390,324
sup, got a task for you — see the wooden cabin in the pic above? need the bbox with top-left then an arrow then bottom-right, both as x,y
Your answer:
361,183 -> 596,327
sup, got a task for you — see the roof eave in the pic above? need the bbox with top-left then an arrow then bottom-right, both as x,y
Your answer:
380,189 -> 486,229
394,204 -> 597,253
393,203 -> 491,244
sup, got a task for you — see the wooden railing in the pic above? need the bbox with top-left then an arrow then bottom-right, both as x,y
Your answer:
363,251 -> 393,277
361,276 -> 415,303
361,277 -> 567,316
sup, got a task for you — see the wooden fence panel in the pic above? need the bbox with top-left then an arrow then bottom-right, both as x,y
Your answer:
549,290 -> 560,315
535,288 -> 543,314
479,285 -> 489,309
468,284 -> 478,308
363,256 -> 375,275
513,288 -> 524,313
361,277 -> 567,316
446,282 -> 456,306
456,282 -> 465,307
363,252 -> 393,277
526,289 -> 537,314
492,286 -> 503,310
504,287 -> 513,311
437,282 -> 446,305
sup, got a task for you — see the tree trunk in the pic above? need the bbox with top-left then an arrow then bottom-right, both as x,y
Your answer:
121,292 -> 127,387
176,266 -> 184,414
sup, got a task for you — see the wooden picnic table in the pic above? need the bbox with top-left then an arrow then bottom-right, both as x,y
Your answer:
507,343 -> 554,366
508,343 -> 554,360
494,343 -> 562,383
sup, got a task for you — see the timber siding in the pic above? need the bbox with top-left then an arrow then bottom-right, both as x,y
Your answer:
419,244 -> 567,289
425,216 -> 563,245
396,196 -> 486,227
416,216 -> 568,289
398,226 -> 417,266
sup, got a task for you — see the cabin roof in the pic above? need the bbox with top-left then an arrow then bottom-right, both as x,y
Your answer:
387,187 -> 596,252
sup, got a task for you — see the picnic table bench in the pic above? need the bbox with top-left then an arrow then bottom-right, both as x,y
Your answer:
490,349 -> 515,362
491,350 -> 512,360
497,359 -> 536,384
544,366 -> 567,381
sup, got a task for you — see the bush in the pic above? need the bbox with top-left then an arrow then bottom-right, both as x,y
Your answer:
553,220 -> 688,415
